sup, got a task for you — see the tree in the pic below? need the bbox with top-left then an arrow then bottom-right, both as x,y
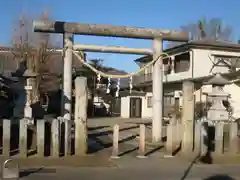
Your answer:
166,18 -> 233,48
11,10 -> 61,110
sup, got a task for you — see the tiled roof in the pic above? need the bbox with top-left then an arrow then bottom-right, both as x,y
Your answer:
186,39 -> 240,49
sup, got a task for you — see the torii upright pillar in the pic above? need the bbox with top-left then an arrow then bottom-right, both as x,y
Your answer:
62,33 -> 74,121
152,38 -> 163,142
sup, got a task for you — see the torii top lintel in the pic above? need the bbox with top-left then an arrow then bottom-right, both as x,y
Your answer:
33,20 -> 189,42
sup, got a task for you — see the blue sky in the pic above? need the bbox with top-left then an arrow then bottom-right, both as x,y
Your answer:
1,0 -> 240,72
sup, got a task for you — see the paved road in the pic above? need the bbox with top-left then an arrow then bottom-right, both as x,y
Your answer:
19,157 -> 240,180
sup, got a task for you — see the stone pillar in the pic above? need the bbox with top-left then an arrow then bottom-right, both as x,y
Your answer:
181,81 -> 195,153
137,124 -> 146,158
62,33 -> 73,121
229,122 -> 239,154
111,124 -> 120,158
215,122 -> 224,155
3,119 -> 11,156
19,118 -> 28,157
194,121 -> 201,154
152,38 -> 163,142
74,77 -> 88,155
64,120 -> 72,156
37,120 -> 45,157
51,119 -> 60,157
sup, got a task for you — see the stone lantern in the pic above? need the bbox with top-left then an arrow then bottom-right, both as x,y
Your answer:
22,69 -> 38,124
204,73 -> 231,123
202,74 -> 240,155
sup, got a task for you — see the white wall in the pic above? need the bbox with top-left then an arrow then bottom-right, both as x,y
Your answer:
192,49 -> 240,77
224,83 -> 240,119
120,96 -> 130,118
142,92 -> 153,118
120,93 -> 152,118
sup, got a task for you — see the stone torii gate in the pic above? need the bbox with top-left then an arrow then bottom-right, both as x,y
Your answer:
33,20 -> 189,142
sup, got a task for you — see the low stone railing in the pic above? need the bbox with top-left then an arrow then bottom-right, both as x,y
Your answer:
1,118 -> 87,158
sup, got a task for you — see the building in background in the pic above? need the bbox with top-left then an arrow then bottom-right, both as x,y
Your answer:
120,40 -> 240,119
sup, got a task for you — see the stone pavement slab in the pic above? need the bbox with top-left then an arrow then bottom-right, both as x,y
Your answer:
12,156 -> 240,180
20,165 -> 240,180
0,153 -> 116,168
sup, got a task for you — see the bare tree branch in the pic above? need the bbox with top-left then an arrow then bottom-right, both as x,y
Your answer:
11,9 -> 61,106
166,18 -> 234,48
